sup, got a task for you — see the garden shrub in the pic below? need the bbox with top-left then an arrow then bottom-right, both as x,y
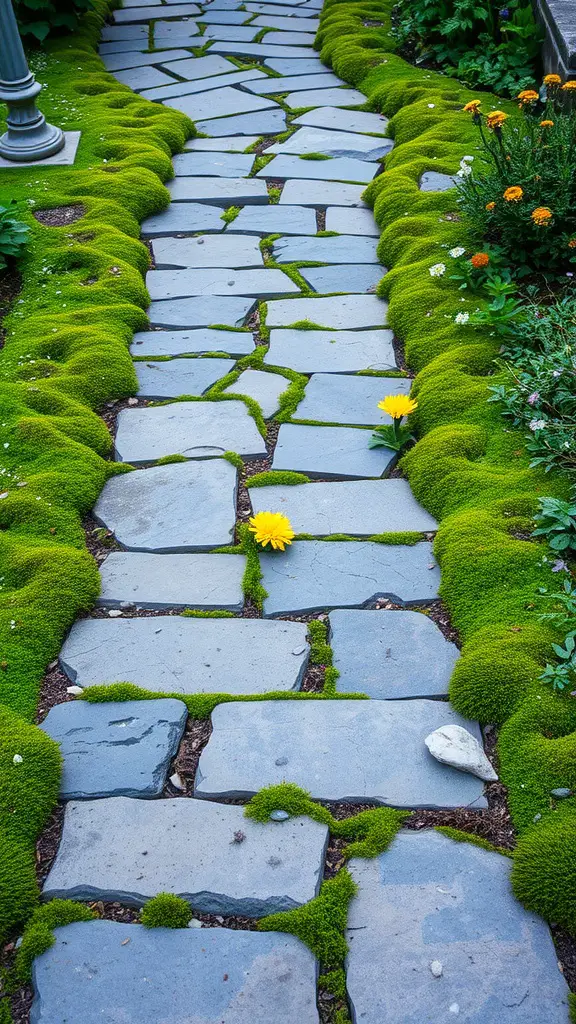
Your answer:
14,0 -> 94,43
0,204 -> 30,270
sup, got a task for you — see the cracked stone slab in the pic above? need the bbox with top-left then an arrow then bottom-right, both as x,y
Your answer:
97,552 -> 245,610
259,540 -> 440,614
130,328 -> 255,358
44,798 -> 328,915
94,459 -> 238,552
172,151 -> 256,177
30,922 -> 320,1024
251,479 -> 437,534
114,400 -> 266,463
285,87 -> 366,109
224,369 -> 287,418
244,71 -> 339,94
147,295 -> 254,328
265,327 -> 395,372
273,234 -> 378,263
419,170 -> 457,191
141,202 -> 226,237
208,41 -> 314,58
279,179 -> 367,206
113,3 -> 200,20
294,106 -> 389,134
135,357 -> 234,397
226,204 -> 317,235
166,176 -> 269,205
60,616 -> 310,694
195,700 -> 487,807
266,294 -> 387,329
301,264 -> 382,293
269,126 -> 393,160
113,66 -> 176,90
330,609 -> 459,698
346,832 -> 570,1023
186,135 -> 260,151
40,699 -> 187,799
101,48 -> 191,70
197,109 -> 287,135
295,373 -> 411,424
203,23 -> 260,40
259,155 -> 377,184
152,234 -> 263,269
325,205 -> 380,235
164,85 -> 279,120
146,267 -> 300,300
271,423 -> 396,479
158,53 -> 239,78
140,69 -> 267,103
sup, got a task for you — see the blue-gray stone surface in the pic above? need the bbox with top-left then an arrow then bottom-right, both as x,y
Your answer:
294,373 -> 410,424
113,66 -> 176,90
40,699 -> 187,799
419,170 -> 457,191
265,327 -> 396,372
245,71 -> 337,93
294,105 -> 389,133
146,267 -> 299,300
141,202 -> 226,237
97,552 -> 246,610
325,205 -> 381,234
166,86 -> 279,121
271,423 -> 396,478
272,234 -> 378,263
101,48 -> 192,71
130,328 -> 255,357
301,264 -> 382,293
279,179 -> 367,206
30,922 -> 320,1024
269,126 -> 393,160
284,88 -> 367,109
114,401 -> 266,463
266,294 -> 386,328
159,53 -> 239,78
147,295 -> 254,329
140,69 -> 267,103
196,109 -> 287,136
135,357 -> 234,397
223,369 -> 288,417
225,204 -> 317,234
346,832 -> 570,1023
166,176 -> 269,205
172,151 -> 256,177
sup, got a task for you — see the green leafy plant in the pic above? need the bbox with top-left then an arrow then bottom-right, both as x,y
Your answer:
539,633 -> 576,692
533,495 -> 576,553
13,0 -> 93,41
0,204 -> 30,271
369,394 -> 418,451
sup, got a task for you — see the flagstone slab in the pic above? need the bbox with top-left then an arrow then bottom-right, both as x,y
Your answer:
140,68 -> 267,102
159,53 -> 238,78
199,9 -> 252,21
114,400 -> 266,463
264,30 -> 316,44
266,56 -> 326,73
294,105 -> 389,134
153,22 -> 201,41
246,3 -> 319,15
130,327 -> 255,357
114,66 -> 176,90
266,294 -> 387,328
135,357 -> 234,396
172,151 -> 255,176
325,205 -> 380,235
301,264 -> 382,293
258,540 -> 440,614
295,373 -> 410,424
141,202 -> 226,237
60,616 -> 310,693
251,479 -> 437,534
273,234 -> 378,262
197,109 -> 287,135
152,233 -> 263,268
44,798 -> 328,915
40,699 -> 187,799
245,72 -> 339,94
98,552 -> 246,609
166,177 -> 269,204
195,699 -> 487,807
147,295 -> 254,328
269,126 -> 393,160
113,3 -> 200,20
30,922 -> 320,1024
265,327 -> 396,371
225,204 -> 317,234
146,268 -> 299,299
279,179 -> 367,206
286,87 -> 366,108
330,609 -> 459,698
101,23 -> 149,39
94,459 -> 238,551
259,155 -> 377,184
420,170 -> 457,191
271,423 -> 395,478
186,135 -> 260,151
165,86 -> 279,120
224,368 -> 287,417
101,48 -> 191,70
346,833 -> 570,1024
203,23 -> 260,40
208,40 -> 314,57
252,14 -> 320,29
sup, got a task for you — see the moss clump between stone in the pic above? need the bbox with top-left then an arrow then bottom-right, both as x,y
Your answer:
13,900 -> 96,983
140,893 -> 194,929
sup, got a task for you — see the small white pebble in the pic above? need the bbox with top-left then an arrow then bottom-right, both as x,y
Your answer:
13,754 -> 23,764
449,1005 -> 459,1015
66,685 -> 84,696
169,772 -> 185,791
108,609 -> 123,618
188,919 -> 203,928
430,960 -> 443,977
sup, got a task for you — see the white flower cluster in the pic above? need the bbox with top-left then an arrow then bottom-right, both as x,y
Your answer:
457,155 -> 474,178
454,312 -> 470,325
429,263 -> 446,277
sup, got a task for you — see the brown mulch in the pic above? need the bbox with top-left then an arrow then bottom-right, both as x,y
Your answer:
167,717 -> 213,796
316,209 -> 326,231
36,663 -> 75,724
35,804 -> 65,885
0,268 -> 22,348
33,204 -> 86,227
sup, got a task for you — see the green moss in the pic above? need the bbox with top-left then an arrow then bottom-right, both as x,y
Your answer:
181,609 -> 236,618
13,900 -> 96,983
570,993 -> 576,1024
260,870 -> 356,969
316,230 -> 340,236
140,893 -> 193,929
247,471 -> 310,488
222,450 -> 244,470
250,154 -> 274,176
284,319 -> 328,330
154,454 -> 188,465
511,809 -> 576,933
435,826 -> 512,858
238,523 -> 267,608
267,186 -> 282,203
307,619 -> 332,665
299,153 -> 333,160
220,206 -> 241,225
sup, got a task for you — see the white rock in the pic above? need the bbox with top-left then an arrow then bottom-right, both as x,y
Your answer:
66,685 -> 84,696
424,725 -> 498,782
12,754 -> 23,764
429,960 -> 443,978
188,918 -> 203,928
108,609 -> 123,618
169,772 -> 185,791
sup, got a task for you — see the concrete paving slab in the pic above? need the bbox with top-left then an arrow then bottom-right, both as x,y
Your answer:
146,267 -> 300,299
279,178 -> 367,206
141,202 -> 226,236
197,109 -> 287,135
225,204 -> 317,234
301,264 -> 382,293
273,234 -> 378,262
166,176 -> 269,203
165,85 -> 279,120
325,205 -> 380,234
270,126 -> 393,160
294,105 -> 389,134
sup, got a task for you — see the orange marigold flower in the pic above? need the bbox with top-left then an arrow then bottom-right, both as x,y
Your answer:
518,89 -> 539,102
539,119 -> 554,127
503,186 -> 523,202
568,238 -> 576,248
486,110 -> 508,129
562,80 -> 576,90
463,100 -> 481,112
531,206 -> 553,225
543,74 -> 561,86
485,201 -> 496,211
471,252 -> 490,268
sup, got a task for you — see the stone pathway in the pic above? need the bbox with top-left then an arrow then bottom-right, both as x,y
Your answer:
31,2 -> 571,1021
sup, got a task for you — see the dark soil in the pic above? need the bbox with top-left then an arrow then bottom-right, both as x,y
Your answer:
33,204 -> 86,227
166,717 -> 213,796
0,267 -> 22,349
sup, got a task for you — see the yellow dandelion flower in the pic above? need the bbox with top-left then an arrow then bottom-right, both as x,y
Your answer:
517,89 -> 539,103
463,100 -> 481,112
531,206 -> 553,226
503,186 -> 523,202
486,110 -> 508,129
562,81 -> 576,90
539,119 -> 554,127
248,511 -> 295,551
378,395 -> 418,420
543,74 -> 562,86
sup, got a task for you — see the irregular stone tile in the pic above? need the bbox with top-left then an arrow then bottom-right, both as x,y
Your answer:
130,327 -> 255,357
195,699 -> 487,807
286,88 -> 365,109
325,205 -> 380,235
40,699 -> 187,799
197,109 -> 287,135
420,170 -> 457,191
153,22 -> 201,41
60,616 -> 310,693
271,423 -> 395,478
186,135 -> 260,151
94,459 -> 238,551
165,85 -> 279,120
264,30 -> 316,44
245,72 -> 339,94
203,23 -> 260,40
251,479 -> 437,534
330,609 -> 458,698
113,66 -> 175,90
294,105 -> 389,134
140,68 -> 267,102
98,552 -> 246,610
123,0 -> 161,5
114,400 -> 266,463
273,234 -> 378,262
226,204 -> 317,234
266,57 -> 326,72
152,234 -> 263,268
224,369 -> 287,418
141,202 -> 226,237
147,295 -> 254,328
208,41 -> 314,58
172,152 -> 255,177
135,357 -> 234,396
101,48 -> 191,70
258,155 -> 377,184
44,798 -> 328,914
30,922 -> 320,1024
266,294 -> 387,329
253,14 -> 320,29
199,9 -> 252,21
295,373 -> 411,424
101,23 -> 149,39
114,2 -> 200,20
159,53 -> 238,78
346,833 -> 570,1023
146,267 -> 299,299
279,179 -> 367,206
246,3 -> 319,15
301,264 -> 382,293
259,540 -> 440,614
99,42 -> 150,55
270,126 -> 393,160
167,177 -> 269,204
265,327 -> 395,372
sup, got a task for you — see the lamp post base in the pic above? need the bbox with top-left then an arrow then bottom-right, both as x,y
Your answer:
0,116 -> 65,162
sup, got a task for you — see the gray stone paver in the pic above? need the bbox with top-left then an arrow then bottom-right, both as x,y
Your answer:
165,86 -> 280,120
263,30 -> 316,44
225,204 -> 317,234
114,400 -> 267,463
142,70 -> 268,103
252,14 -> 320,29
203,23 -> 260,40
60,617 -> 310,694
148,295 -> 254,327
245,72 -> 339,94
224,368 -> 288,417
269,126 -> 393,160
300,263 -> 382,293
325,205 -> 380,234
265,56 -> 327,73
113,2 -> 200,20
141,202 -> 226,236
113,66 -> 176,90
284,87 -> 366,108
266,294 -> 387,328
166,176 -> 269,204
271,422 -> 396,478
186,135 -> 260,151
265,327 -> 396,372
279,178 -> 367,206
101,49 -> 192,71
130,327 -> 255,357
207,41 -> 315,58
419,170 -> 457,191
294,105 -> 389,133
158,53 -> 239,78
135,356 -> 234,396
146,267 -> 300,299
294,372 -> 411,423
272,234 -> 378,262
172,151 -> 256,176
40,699 -> 187,799
260,155 -> 377,183
44,798 -> 328,915
151,233 -> 263,268
98,552 -> 246,609
31,923 -> 320,1024
197,109 -> 287,135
